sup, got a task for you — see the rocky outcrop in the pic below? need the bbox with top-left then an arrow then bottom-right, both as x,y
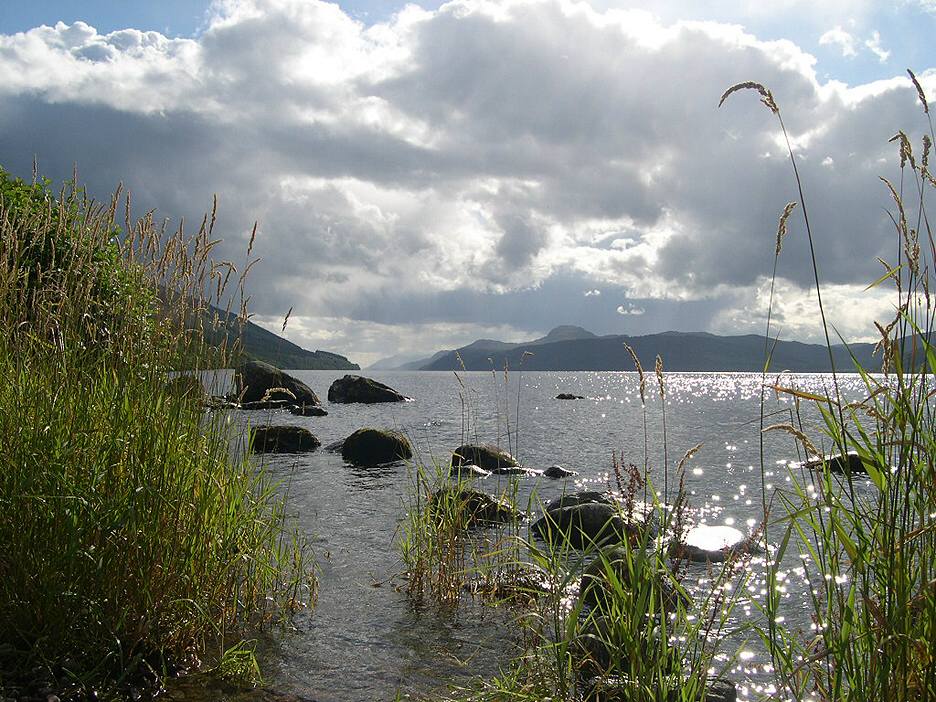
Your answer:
341,428 -> 413,465
234,360 -> 320,406
451,444 -> 519,472
250,425 -> 320,453
327,375 -> 408,403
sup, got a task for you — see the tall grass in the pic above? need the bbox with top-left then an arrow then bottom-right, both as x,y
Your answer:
0,167 -> 309,696
723,71 -> 936,700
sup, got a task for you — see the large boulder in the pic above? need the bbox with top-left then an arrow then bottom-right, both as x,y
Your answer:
327,375 -> 407,403
341,428 -> 413,465
250,426 -> 320,453
451,444 -> 519,472
234,360 -> 320,406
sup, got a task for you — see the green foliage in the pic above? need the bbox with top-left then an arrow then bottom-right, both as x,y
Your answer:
0,165 -> 310,697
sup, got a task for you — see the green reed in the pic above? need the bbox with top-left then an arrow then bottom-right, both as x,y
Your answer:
0,166 -> 310,696
724,71 -> 936,700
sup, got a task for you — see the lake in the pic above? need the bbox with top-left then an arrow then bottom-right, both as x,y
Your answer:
193,370 -> 875,702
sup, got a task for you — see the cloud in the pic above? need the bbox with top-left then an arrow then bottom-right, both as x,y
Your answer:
864,30 -> 890,62
819,26 -> 857,57
584,289 -> 601,296
617,303 -> 646,316
0,0 -> 931,359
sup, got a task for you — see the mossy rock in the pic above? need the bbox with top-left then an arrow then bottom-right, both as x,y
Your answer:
250,425 -> 320,453
532,502 -> 634,548
341,428 -> 412,465
451,444 -> 519,472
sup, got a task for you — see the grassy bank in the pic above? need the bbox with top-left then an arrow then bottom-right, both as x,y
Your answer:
0,168 -> 309,697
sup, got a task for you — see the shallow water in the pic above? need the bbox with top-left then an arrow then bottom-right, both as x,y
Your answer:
196,370 -> 876,701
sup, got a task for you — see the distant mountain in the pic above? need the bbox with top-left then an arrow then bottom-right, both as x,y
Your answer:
418,326 -> 881,372
205,307 -> 359,370
371,326 -> 597,370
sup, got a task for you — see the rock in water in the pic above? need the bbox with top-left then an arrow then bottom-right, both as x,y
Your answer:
431,487 -> 519,526
251,426 -> 320,453
451,444 -> 519,472
543,464 -> 577,478
327,375 -> 407,403
234,360 -> 321,406
803,451 -> 867,475
531,502 -> 633,548
341,428 -> 413,465
290,404 -> 328,417
556,393 -> 585,400
451,463 -> 492,478
674,525 -> 753,563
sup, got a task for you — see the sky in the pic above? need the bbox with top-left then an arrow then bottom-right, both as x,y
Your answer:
1,1 -> 934,366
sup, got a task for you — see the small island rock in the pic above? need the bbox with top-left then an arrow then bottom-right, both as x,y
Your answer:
327,375 -> 408,404
341,428 -> 413,465
234,360 -> 321,406
251,425 -> 321,453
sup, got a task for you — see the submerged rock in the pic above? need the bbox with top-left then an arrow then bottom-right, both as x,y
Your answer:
431,487 -> 520,527
556,393 -> 585,400
543,464 -> 577,479
234,360 -> 321,406
451,444 -> 519,472
328,375 -> 407,403
341,427 -> 413,465
250,426 -> 320,453
290,404 -> 328,417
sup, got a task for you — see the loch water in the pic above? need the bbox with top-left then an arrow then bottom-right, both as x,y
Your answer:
192,370 -> 876,702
